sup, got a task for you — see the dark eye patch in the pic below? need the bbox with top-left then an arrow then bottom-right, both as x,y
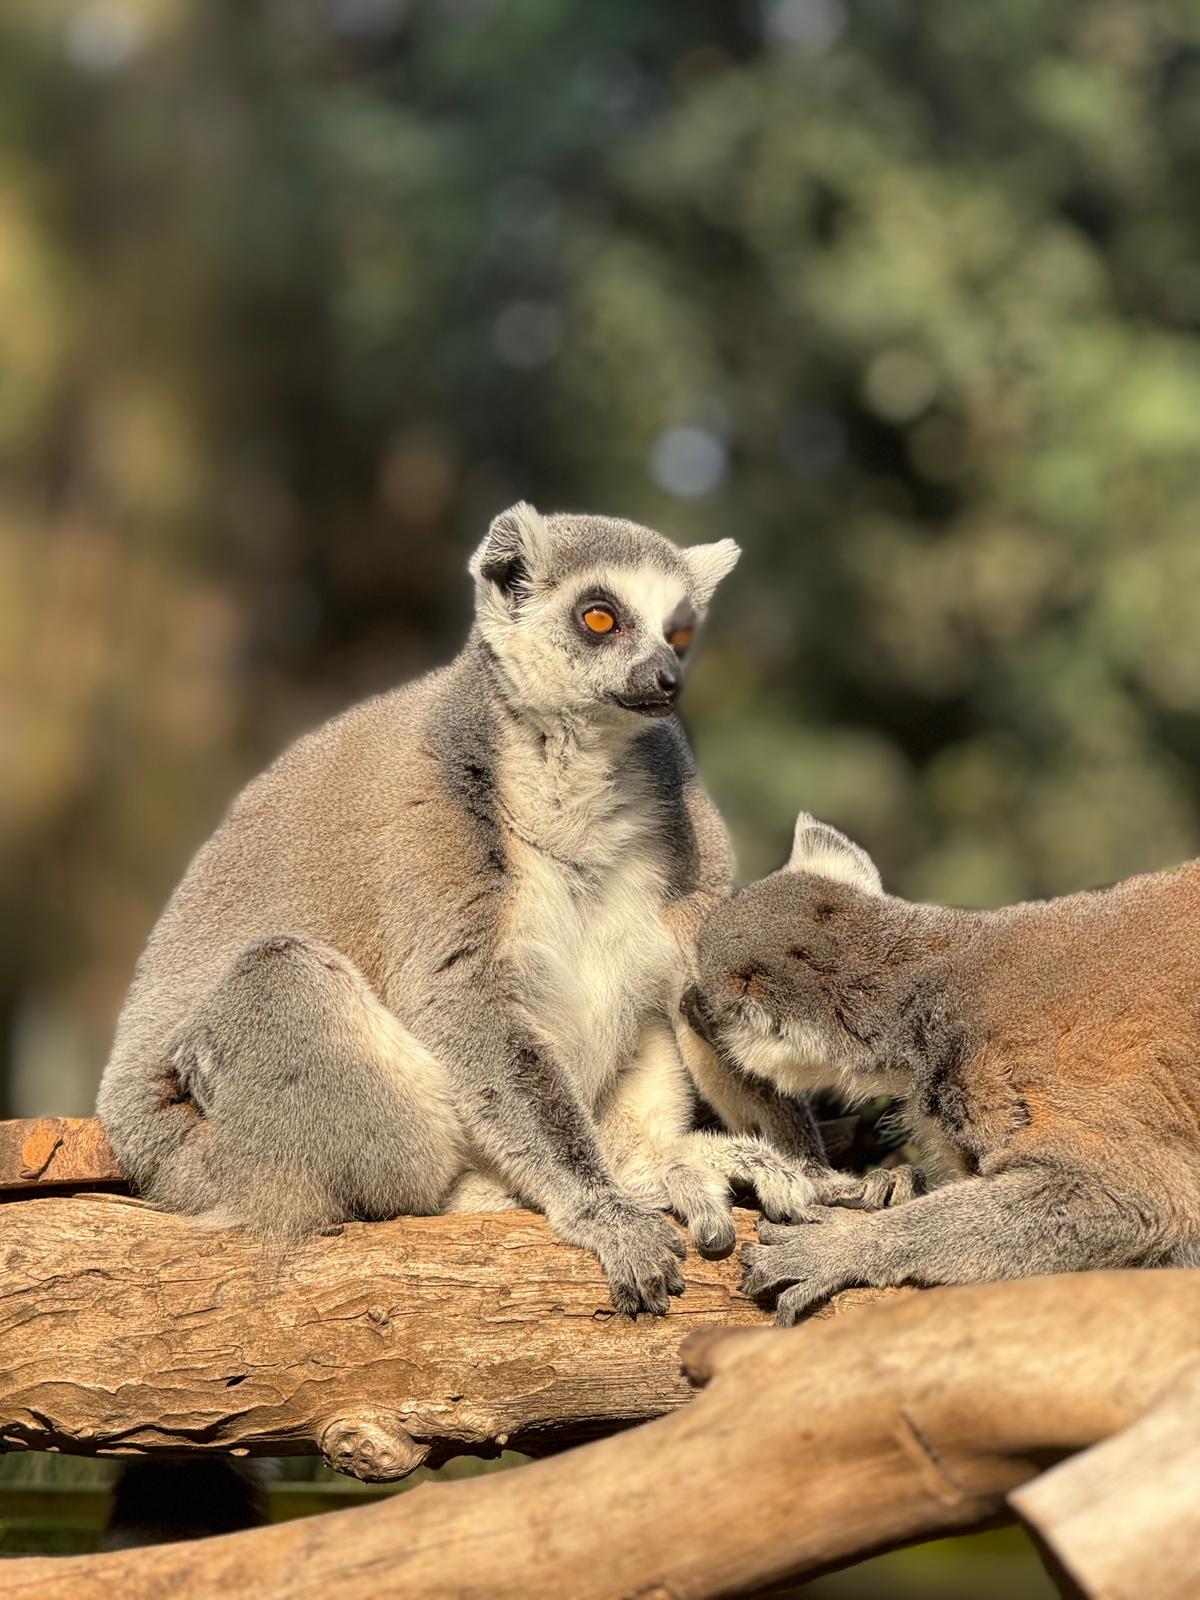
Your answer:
572,587 -> 631,643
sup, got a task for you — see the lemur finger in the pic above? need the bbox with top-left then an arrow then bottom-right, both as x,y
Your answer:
883,1164 -> 926,1205
739,1247 -> 785,1300
739,1240 -> 807,1298
662,1224 -> 688,1262
854,1169 -> 897,1210
810,1170 -> 870,1209
775,1282 -> 833,1326
690,1211 -> 737,1258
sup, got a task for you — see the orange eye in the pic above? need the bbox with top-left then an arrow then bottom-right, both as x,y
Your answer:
582,606 -> 616,635
669,625 -> 694,653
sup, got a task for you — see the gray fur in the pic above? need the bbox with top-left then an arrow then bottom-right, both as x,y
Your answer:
98,504 -> 831,1315
685,813 -> 1200,1321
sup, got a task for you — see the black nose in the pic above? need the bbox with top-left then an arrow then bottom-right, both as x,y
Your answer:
656,660 -> 681,697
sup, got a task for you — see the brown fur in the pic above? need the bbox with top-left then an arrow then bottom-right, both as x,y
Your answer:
685,823 -> 1200,1322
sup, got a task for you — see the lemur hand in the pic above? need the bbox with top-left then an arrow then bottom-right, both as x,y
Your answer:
832,1162 -> 926,1210
740,1211 -> 868,1324
560,1195 -> 687,1317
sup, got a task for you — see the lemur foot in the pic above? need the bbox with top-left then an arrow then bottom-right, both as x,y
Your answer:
567,1197 -> 687,1317
739,1209 -> 869,1324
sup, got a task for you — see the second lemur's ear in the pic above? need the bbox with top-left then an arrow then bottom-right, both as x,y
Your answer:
469,502 -> 552,601
684,538 -> 740,608
786,812 -> 883,895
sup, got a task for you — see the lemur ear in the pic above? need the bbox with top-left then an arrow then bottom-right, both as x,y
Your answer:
684,538 -> 740,608
786,812 -> 884,895
469,502 -> 551,600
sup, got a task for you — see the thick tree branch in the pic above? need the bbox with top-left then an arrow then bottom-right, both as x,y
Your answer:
3,1271 -> 1198,1599
1010,1358 -> 1200,1600
0,1193 -> 829,1474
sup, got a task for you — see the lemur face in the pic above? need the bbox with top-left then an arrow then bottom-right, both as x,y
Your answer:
683,815 -> 897,1097
469,502 -> 739,724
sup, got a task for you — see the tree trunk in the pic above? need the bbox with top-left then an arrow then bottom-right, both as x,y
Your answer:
3,1270 -> 1198,1599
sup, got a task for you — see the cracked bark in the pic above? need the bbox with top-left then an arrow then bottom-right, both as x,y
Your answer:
3,1270 -> 1198,1598
0,1191 -> 899,1474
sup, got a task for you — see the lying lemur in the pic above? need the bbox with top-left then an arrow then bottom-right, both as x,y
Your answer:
681,812 -> 1200,1323
99,505 -> 864,1318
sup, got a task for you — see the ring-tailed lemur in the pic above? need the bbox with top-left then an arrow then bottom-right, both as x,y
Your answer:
683,811 -> 1200,1323
98,505 -> 859,1316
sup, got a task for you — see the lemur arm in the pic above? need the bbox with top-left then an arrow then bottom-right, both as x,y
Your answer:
741,1154 -> 1184,1325
675,1019 -> 828,1163
423,982 -> 686,1316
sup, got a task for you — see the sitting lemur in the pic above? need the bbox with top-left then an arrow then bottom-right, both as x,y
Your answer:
98,505 -> 874,1317
682,812 -> 1200,1323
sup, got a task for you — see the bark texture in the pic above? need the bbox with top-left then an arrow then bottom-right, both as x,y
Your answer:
3,1192 -> 868,1472
3,1270 -> 1198,1599
0,1117 -> 123,1192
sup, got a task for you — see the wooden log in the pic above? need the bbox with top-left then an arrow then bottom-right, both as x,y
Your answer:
1010,1358 -> 1200,1600
0,1115 -> 858,1194
0,1118 -> 123,1193
3,1270 -> 1198,1600
4,1192 -> 885,1475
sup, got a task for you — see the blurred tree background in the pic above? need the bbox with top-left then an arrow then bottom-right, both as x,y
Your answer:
6,0 -> 1200,1114
6,0 -> 1195,1581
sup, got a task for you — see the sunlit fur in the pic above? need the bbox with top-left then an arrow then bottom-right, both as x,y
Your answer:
97,502 -> 837,1315
690,811 -> 1200,1322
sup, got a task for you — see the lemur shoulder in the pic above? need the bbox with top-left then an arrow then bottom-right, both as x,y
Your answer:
682,813 -> 1200,1322
98,504 -> 862,1317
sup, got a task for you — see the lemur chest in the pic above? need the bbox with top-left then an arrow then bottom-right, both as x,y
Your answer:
500,836 -> 684,1106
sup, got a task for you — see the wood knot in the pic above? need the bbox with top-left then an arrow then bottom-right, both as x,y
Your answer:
318,1411 -> 429,1482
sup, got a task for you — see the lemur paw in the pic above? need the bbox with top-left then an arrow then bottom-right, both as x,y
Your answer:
739,1210 -> 862,1322
583,1200 -> 687,1318
832,1163 -> 926,1211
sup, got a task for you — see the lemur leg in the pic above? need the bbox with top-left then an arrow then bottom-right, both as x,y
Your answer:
597,1021 -> 736,1254
442,1171 -> 521,1213
676,1015 -> 827,1162
136,934 -> 462,1246
741,1159 -> 1187,1325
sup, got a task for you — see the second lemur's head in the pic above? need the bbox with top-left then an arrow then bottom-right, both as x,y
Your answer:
469,502 -> 739,727
683,814 -> 937,1098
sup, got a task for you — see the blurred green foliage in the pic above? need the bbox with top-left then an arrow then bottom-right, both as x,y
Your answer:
2,4 -> 1197,1579
5,0 -> 1200,1110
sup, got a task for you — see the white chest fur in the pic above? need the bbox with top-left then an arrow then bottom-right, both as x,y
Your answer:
495,727 -> 685,1106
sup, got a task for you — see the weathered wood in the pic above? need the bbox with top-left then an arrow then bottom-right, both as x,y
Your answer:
0,1115 -> 859,1195
1010,1357 -> 1200,1600
3,1270 -> 1197,1599
2,1193 -> 897,1475
0,1118 -> 123,1193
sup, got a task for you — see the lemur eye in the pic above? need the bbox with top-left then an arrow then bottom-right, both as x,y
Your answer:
668,625 -> 694,653
581,605 -> 617,635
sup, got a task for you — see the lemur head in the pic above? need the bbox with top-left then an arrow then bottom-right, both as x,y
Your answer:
683,814 -> 929,1097
469,502 -> 739,726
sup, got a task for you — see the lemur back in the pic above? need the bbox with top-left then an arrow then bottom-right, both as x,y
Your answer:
683,813 -> 1200,1322
99,505 -> 857,1318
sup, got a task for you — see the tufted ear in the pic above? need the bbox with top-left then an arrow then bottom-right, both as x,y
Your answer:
684,538 -> 740,608
469,502 -> 552,600
786,812 -> 883,895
